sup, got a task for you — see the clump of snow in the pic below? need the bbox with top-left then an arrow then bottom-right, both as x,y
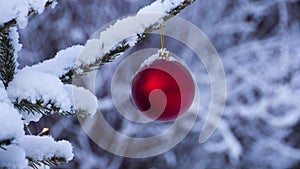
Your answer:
0,0 -> 24,25
75,39 -> 102,72
28,45 -> 83,78
20,135 -> 74,161
0,0 -> 53,28
27,0 -> 49,14
0,83 -> 10,104
0,145 -> 28,169
0,103 -> 24,141
98,14 -> 160,51
138,0 -> 184,14
64,85 -> 97,117
7,69 -> 72,113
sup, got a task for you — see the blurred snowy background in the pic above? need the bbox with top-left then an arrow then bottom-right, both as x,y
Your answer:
19,0 -> 300,168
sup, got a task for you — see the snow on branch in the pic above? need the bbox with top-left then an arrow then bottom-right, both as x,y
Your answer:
0,0 -> 57,31
20,135 -> 73,168
64,85 -> 98,117
0,103 -> 24,145
7,69 -> 73,116
0,84 -> 27,168
0,85 -> 24,147
6,68 -> 97,118
0,145 -> 28,169
28,45 -> 83,83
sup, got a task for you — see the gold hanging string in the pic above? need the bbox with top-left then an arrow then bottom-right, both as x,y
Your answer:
160,20 -> 165,49
159,19 -> 169,59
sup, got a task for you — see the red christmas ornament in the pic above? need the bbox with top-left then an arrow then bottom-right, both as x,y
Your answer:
130,52 -> 195,121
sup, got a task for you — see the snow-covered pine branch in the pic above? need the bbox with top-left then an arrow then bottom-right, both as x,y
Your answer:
7,67 -> 98,120
73,0 -> 196,78
26,0 -> 196,83
20,135 -> 73,169
79,0 -> 195,68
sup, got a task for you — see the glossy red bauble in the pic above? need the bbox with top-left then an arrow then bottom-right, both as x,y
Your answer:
130,57 -> 195,121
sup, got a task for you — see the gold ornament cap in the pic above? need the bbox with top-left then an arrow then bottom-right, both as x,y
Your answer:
158,48 -> 169,59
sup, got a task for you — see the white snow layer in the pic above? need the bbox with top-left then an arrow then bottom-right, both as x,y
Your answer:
28,45 -> 83,78
0,84 -> 27,168
75,14 -> 161,73
0,103 -> 24,141
9,27 -> 22,68
7,68 -> 97,117
0,0 -> 52,28
20,135 -> 74,161
0,85 -> 24,141
0,83 -> 10,104
64,85 -> 97,117
138,0 -> 184,14
0,145 -> 28,169
7,69 -> 72,113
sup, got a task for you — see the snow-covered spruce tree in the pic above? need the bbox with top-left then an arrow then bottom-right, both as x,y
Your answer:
0,0 -> 195,168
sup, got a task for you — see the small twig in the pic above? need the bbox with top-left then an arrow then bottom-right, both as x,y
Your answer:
17,101 -> 52,111
14,99 -> 74,116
